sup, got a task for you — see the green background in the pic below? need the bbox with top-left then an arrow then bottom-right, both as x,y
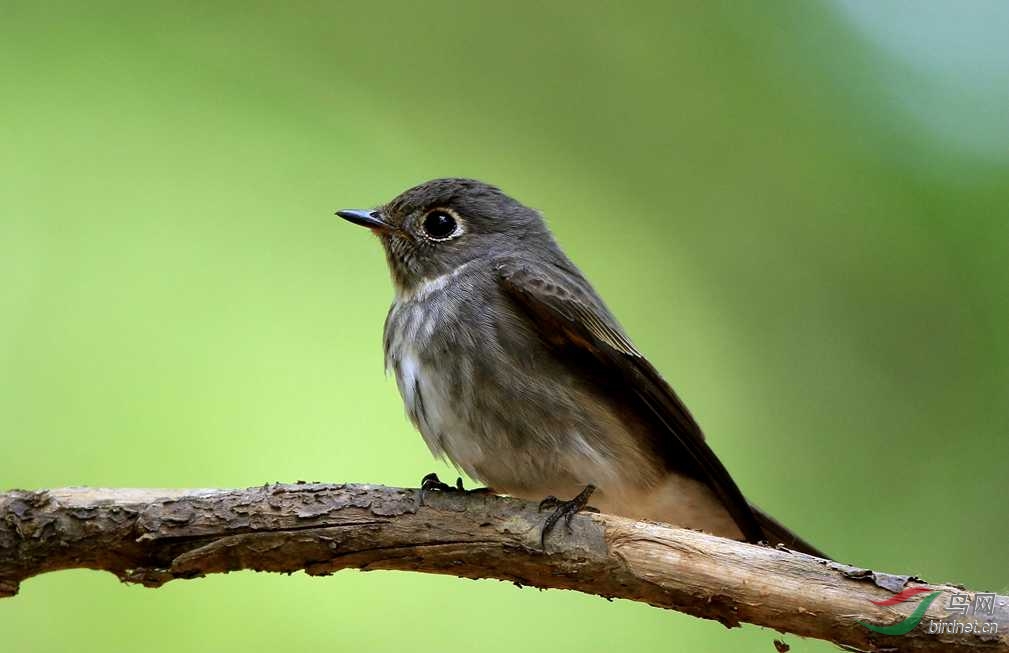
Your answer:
2,2 -> 1006,651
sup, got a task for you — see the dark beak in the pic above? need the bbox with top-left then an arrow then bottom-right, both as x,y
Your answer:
336,209 -> 391,232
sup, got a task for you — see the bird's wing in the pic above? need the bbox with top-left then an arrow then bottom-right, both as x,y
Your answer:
495,257 -> 765,544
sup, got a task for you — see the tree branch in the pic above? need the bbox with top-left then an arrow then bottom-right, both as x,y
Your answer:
1,483 -> 1004,651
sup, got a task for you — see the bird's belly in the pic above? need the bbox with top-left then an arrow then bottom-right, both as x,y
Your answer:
389,340 -> 643,498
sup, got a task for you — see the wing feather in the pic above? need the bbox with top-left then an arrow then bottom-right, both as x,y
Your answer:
496,258 -> 765,543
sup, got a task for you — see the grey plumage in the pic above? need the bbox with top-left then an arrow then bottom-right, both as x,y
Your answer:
339,178 -> 824,557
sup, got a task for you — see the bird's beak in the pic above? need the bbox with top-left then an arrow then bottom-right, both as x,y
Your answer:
336,209 -> 392,233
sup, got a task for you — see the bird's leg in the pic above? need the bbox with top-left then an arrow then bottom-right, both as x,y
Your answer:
538,484 -> 598,549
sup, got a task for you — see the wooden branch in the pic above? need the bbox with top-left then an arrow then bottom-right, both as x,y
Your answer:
1,484 -> 1004,651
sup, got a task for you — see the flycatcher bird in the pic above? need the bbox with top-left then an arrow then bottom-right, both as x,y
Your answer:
338,178 -> 823,557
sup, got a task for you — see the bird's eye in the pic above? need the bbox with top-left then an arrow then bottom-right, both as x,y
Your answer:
421,209 -> 460,241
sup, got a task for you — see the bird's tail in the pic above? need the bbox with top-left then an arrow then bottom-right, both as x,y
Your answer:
750,504 -> 829,559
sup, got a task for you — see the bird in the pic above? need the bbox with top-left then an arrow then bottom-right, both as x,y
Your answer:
337,178 -> 824,557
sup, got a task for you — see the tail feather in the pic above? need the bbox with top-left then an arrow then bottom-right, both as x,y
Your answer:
751,504 -> 829,559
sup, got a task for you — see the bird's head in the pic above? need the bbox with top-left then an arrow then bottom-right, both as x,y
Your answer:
338,178 -> 551,296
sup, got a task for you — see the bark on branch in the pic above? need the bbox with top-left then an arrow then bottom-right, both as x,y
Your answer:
0,483 -> 1004,651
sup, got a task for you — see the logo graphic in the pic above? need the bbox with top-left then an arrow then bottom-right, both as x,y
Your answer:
857,588 -> 1001,637
857,587 -> 942,635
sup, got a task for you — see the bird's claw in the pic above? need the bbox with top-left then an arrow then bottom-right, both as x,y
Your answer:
539,484 -> 597,549
421,472 -> 454,493
419,473 -> 493,506
419,472 -> 452,506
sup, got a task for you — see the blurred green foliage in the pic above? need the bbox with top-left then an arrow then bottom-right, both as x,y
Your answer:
1,2 -> 1006,651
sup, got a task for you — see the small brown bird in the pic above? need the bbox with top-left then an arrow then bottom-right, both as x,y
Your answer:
338,178 -> 824,557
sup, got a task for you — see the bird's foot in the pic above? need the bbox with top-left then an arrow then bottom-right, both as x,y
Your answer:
420,472 -> 454,493
538,484 -> 598,549
419,473 -> 493,505
418,472 -> 452,506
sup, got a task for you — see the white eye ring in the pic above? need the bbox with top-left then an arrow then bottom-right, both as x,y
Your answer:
420,207 -> 464,241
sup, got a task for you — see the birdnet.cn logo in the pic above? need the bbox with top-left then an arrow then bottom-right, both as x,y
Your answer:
857,587 -> 1002,636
